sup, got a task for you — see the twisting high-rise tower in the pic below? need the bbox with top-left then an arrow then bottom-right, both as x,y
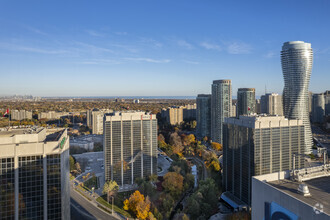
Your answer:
281,41 -> 313,154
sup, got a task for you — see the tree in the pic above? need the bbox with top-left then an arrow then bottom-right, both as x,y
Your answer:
184,173 -> 195,190
169,132 -> 182,148
69,156 -> 75,172
102,180 -> 119,206
202,136 -> 208,142
75,162 -> 81,174
159,193 -> 175,219
211,142 -> 222,151
183,134 -> 195,146
123,190 -> 151,220
152,207 -> 163,220
186,195 -> 201,219
149,174 -> 158,183
158,134 -> 167,149
162,172 -> 184,199
185,178 -> 219,219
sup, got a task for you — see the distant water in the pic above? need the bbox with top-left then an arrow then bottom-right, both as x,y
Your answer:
43,96 -> 196,100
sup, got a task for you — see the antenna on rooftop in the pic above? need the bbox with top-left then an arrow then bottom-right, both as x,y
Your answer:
265,84 -> 267,94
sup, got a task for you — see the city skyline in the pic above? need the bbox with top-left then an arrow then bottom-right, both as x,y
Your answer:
0,1 -> 330,96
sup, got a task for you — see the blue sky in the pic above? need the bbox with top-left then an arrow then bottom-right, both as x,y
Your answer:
0,0 -> 329,97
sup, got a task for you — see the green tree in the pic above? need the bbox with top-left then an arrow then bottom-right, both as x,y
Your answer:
69,156 -> 75,172
102,180 -> 119,205
162,172 -> 184,199
184,173 -> 195,190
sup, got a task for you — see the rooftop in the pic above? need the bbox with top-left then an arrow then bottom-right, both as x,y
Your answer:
268,176 -> 330,215
224,114 -> 303,128
0,127 -> 43,137
0,127 -> 66,144
45,129 -> 65,142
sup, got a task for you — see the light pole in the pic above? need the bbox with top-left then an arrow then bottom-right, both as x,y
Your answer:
112,196 -> 114,216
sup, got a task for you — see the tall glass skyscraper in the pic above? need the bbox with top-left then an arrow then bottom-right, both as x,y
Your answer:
237,88 -> 256,117
196,94 -> 211,139
281,41 -> 313,154
211,80 -> 232,144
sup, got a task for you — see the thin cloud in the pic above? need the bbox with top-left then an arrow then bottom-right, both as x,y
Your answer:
86,30 -> 104,37
111,44 -> 139,53
125,57 -> 170,63
264,51 -> 276,58
0,43 -> 67,54
177,40 -> 193,49
23,25 -> 48,36
74,42 -> 114,53
183,60 -> 199,64
77,59 -> 122,65
140,38 -> 163,48
200,42 -> 222,51
226,41 -> 252,54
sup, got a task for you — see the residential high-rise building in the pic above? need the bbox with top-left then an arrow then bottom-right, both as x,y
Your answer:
308,91 -> 313,114
38,111 -> 68,120
196,94 -> 211,139
281,41 -> 313,154
0,128 -> 70,220
211,80 -> 232,144
87,109 -> 113,134
161,106 -> 184,125
325,90 -> 330,116
104,112 -> 157,187
183,104 -> 197,120
10,110 -> 33,121
86,109 -> 93,127
237,88 -> 256,116
312,93 -> 325,123
260,93 -> 283,116
255,99 -> 261,114
231,102 -> 237,118
223,115 -> 305,205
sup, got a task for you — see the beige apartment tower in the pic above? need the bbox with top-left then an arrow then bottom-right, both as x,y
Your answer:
260,93 -> 283,115
103,112 -> 157,187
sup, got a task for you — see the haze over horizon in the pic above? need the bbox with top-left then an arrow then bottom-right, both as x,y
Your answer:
0,0 -> 329,97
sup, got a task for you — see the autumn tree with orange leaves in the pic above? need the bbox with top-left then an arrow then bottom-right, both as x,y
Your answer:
211,142 -> 222,151
162,172 -> 184,199
123,190 -> 152,220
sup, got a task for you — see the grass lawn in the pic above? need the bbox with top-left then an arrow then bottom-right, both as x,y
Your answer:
84,176 -> 99,189
96,196 -> 132,218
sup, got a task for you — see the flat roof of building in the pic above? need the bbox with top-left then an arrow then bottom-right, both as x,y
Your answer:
0,127 -> 43,137
268,176 -> 330,215
0,127 -> 65,142
45,129 -> 65,142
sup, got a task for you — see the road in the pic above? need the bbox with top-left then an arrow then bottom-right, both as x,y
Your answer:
312,125 -> 330,153
71,186 -> 117,220
187,156 -> 208,180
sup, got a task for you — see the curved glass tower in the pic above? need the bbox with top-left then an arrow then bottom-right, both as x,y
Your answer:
281,41 -> 313,154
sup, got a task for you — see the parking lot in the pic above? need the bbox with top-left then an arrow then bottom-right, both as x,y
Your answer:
73,149 -> 171,194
